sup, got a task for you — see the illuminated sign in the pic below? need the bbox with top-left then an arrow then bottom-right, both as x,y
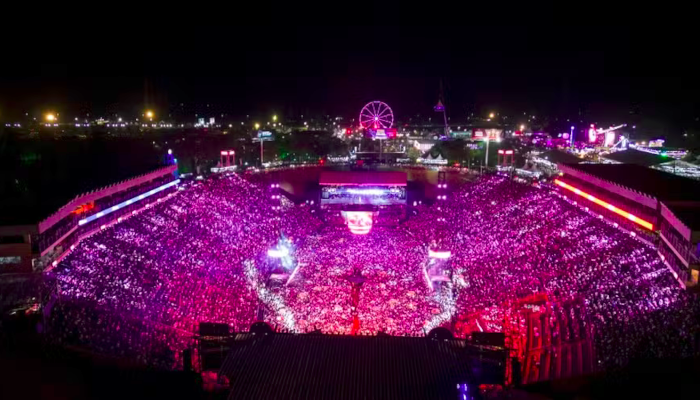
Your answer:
554,179 -> 654,230
342,211 -> 374,235
604,131 -> 616,147
649,139 -> 665,148
473,130 -> 484,138
485,129 -> 502,139
369,128 -> 397,139
588,124 -> 597,143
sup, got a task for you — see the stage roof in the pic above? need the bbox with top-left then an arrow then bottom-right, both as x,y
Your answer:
561,163 -> 700,202
600,149 -> 668,166
538,150 -> 582,164
319,171 -> 407,186
221,333 -> 505,400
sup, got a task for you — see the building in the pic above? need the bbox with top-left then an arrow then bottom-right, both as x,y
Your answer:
556,163 -> 700,286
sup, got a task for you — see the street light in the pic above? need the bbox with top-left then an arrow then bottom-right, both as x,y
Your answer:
272,115 -> 277,122
145,110 -> 154,121
45,113 -> 56,122
520,124 -> 525,131
254,123 -> 260,130
489,112 -> 495,119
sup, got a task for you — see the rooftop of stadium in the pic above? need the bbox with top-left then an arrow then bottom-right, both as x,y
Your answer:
561,163 -> 700,201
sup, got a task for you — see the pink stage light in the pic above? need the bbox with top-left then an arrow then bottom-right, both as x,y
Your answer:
343,211 -> 373,235
554,179 -> 654,230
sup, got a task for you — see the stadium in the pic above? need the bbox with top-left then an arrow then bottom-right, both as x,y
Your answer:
5,161 -> 688,397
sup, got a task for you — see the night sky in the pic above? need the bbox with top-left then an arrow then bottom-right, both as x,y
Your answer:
1,25 -> 698,129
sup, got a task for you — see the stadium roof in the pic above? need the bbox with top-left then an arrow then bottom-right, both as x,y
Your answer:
561,163 -> 700,202
319,171 -> 407,186
665,203 -> 700,232
600,149 -> 669,166
220,333 -> 506,400
538,150 -> 582,164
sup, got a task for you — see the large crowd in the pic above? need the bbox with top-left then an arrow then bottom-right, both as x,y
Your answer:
46,174 -> 318,368
46,171 -> 699,372
271,226 -> 440,335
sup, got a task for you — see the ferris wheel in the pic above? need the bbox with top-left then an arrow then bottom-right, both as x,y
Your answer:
359,101 -> 394,129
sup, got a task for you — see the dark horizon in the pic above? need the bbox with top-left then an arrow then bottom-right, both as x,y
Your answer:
1,26 -> 698,130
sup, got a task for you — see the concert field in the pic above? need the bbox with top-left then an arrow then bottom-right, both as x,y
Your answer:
45,167 -> 699,378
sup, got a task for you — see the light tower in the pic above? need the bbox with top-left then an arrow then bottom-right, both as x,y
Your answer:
434,79 -> 449,137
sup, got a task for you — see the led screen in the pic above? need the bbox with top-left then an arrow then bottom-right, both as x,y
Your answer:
341,211 -> 374,235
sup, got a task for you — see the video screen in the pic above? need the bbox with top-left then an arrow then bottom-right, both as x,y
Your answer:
320,186 -> 406,206
341,211 -> 374,235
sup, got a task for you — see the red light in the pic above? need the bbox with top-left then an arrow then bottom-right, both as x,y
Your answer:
554,179 -> 654,230
72,202 -> 95,215
505,150 -> 514,155
498,150 -> 504,154
228,150 -> 235,154
221,151 -> 228,155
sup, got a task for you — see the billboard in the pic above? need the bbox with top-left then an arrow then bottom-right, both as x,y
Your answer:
472,129 -> 502,140
254,130 -> 275,142
588,125 -> 597,143
604,131 -> 616,147
368,128 -> 397,139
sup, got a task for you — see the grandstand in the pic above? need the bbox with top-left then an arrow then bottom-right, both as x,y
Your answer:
0,165 -> 178,317
2,165 -> 695,397
557,163 -> 700,286
0,165 -> 178,274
